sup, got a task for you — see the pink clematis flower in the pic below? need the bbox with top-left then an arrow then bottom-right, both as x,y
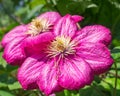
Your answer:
17,14 -> 113,95
1,12 -> 62,65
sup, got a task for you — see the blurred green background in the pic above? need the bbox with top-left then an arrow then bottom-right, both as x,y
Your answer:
0,0 -> 120,96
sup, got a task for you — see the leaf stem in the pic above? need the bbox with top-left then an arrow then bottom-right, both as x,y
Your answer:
113,62 -> 118,96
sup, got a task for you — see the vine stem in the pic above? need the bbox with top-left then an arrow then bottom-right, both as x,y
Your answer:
113,62 -> 118,96
108,71 -> 120,78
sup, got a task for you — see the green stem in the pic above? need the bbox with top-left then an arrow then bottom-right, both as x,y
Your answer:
108,71 -> 120,78
113,62 -> 118,96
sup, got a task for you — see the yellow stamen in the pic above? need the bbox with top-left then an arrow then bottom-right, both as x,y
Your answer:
47,36 -> 76,58
26,18 -> 52,36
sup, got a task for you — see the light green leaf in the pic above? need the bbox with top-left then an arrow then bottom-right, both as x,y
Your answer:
29,0 -> 45,8
8,81 -> 21,90
63,90 -> 81,96
0,52 -> 7,68
100,78 -> 120,96
64,90 -> 71,96
0,82 -> 7,88
100,78 -> 120,90
0,90 -> 15,96
15,6 -> 29,16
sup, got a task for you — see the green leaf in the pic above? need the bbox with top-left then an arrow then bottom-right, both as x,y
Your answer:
0,90 -> 15,96
79,86 -> 106,96
95,1 -> 112,27
0,52 -> 7,68
26,5 -> 44,20
64,90 -> 71,96
56,0 -> 71,15
29,0 -> 45,8
110,63 -> 120,76
100,78 -> 114,90
14,6 -> 29,16
8,81 -> 21,90
0,82 -> 7,88
99,78 -> 120,96
56,91 -> 65,96
67,2 -> 86,14
111,46 -> 120,60
70,90 -> 79,96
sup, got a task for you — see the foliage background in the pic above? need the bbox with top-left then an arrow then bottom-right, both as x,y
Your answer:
0,0 -> 120,96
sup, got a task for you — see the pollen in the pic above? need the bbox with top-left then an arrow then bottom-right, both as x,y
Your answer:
26,18 -> 52,36
47,36 -> 76,58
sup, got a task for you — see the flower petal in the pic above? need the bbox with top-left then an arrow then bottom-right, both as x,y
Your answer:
38,11 -> 61,24
54,14 -> 78,38
1,25 -> 28,47
75,25 -> 112,46
18,55 -> 63,95
23,32 -> 54,55
3,36 -> 26,65
71,15 -> 84,22
17,54 -> 45,89
37,58 -> 63,95
77,42 -> 113,74
58,57 -> 93,90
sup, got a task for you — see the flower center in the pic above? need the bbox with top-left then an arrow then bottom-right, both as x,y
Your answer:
47,36 -> 76,58
27,18 -> 52,36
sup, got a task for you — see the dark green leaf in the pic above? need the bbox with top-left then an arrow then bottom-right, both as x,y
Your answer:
111,46 -> 120,60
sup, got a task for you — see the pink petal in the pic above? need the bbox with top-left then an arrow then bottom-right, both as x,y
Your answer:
74,25 -> 112,46
23,32 -> 54,56
72,15 -> 84,22
17,54 -> 45,89
18,55 -> 63,95
58,57 -> 93,90
38,11 -> 61,24
1,25 -> 28,47
3,36 -> 26,65
76,42 -> 113,74
37,58 -> 63,95
54,14 -> 77,38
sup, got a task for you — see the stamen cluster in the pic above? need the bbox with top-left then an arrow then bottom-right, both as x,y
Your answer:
47,36 -> 76,58
27,18 -> 52,36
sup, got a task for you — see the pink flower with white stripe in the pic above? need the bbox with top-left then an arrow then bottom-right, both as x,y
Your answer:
18,14 -> 113,95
